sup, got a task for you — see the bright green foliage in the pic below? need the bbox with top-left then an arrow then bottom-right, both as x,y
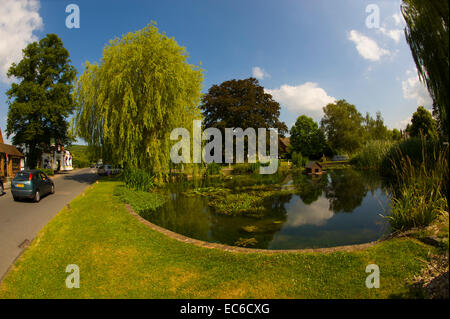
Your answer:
363,112 -> 390,141
320,100 -> 364,154
114,184 -> 166,214
290,115 -> 328,158
6,34 -> 77,168
385,142 -> 448,231
402,0 -> 449,140
291,151 -> 307,168
350,140 -> 394,169
74,23 -> 204,181
122,167 -> 155,192
408,106 -> 438,139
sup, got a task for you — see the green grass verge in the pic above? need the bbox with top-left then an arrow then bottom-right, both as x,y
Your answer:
0,179 -> 437,299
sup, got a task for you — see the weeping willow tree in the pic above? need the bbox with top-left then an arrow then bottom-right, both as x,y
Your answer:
74,23 -> 203,181
401,0 -> 449,141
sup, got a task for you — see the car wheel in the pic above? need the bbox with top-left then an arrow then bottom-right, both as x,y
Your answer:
51,184 -> 55,194
13,195 -> 19,201
35,190 -> 40,203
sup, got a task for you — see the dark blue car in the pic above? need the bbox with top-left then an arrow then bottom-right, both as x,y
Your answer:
11,170 -> 54,202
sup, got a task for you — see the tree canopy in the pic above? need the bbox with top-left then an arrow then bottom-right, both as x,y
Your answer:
408,106 -> 438,139
402,0 -> 449,140
73,23 -> 203,180
6,34 -> 77,168
320,100 -> 364,154
289,115 -> 328,159
201,78 -> 287,135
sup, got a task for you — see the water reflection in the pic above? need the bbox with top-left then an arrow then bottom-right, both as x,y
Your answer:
141,168 -> 391,249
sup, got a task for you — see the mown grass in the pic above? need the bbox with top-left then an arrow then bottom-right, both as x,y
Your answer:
0,178 -> 437,299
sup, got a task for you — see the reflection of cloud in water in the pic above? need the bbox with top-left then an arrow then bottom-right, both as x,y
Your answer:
284,196 -> 334,227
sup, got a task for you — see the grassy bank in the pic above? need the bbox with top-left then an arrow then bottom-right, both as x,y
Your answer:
0,178 -> 439,299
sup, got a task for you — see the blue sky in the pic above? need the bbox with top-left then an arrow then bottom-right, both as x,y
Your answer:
0,0 -> 433,144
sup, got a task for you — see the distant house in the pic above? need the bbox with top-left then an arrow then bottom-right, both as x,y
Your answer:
0,128 -> 25,181
305,161 -> 323,175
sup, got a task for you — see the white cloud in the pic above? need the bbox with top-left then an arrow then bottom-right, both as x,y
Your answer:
348,30 -> 390,61
392,13 -> 403,26
252,66 -> 270,80
379,27 -> 403,43
402,69 -> 433,107
0,0 -> 43,83
265,82 -> 336,119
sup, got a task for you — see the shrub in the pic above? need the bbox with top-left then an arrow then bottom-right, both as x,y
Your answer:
233,162 -> 261,174
291,151 -> 307,168
72,157 -> 90,168
205,162 -> 222,175
122,167 -> 155,191
380,137 -> 443,179
37,167 -> 54,176
351,140 -> 394,169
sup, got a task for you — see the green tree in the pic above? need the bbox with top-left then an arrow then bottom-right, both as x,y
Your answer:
320,99 -> 364,154
408,106 -> 438,139
363,112 -> 390,141
402,0 -> 449,140
6,34 -> 77,168
290,115 -> 328,159
201,78 -> 287,133
391,128 -> 402,141
74,23 -> 203,181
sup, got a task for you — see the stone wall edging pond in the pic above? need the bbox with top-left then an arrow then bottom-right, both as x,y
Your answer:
125,204 -> 384,254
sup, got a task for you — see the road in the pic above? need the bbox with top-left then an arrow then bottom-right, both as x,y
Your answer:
0,168 -> 99,280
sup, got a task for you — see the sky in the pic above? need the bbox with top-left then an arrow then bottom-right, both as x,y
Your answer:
0,0 -> 433,144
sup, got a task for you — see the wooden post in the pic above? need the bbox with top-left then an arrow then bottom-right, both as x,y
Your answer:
8,156 -> 12,177
0,154 -> 4,178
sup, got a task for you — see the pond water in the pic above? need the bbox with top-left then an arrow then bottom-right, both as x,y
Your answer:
140,168 -> 391,250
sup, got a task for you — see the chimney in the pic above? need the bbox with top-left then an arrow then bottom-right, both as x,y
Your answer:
0,128 -> 4,144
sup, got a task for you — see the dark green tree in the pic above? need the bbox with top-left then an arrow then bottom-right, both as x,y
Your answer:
401,0 -> 449,140
290,115 -> 328,159
201,78 -> 287,134
408,106 -> 438,139
6,34 -> 77,168
320,100 -> 364,154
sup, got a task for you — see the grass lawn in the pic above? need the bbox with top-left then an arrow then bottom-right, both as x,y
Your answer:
0,178 -> 438,299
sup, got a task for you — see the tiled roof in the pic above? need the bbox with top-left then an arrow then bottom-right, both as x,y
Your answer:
0,143 -> 24,157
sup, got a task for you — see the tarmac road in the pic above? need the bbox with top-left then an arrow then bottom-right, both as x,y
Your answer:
0,168 -> 99,281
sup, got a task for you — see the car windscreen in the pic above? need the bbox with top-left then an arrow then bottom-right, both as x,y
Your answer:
14,172 -> 31,181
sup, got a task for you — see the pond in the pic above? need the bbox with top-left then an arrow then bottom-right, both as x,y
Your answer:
140,168 -> 391,250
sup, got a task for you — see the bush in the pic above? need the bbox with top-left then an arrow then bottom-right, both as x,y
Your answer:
233,162 -> 261,174
351,140 -> 394,169
380,137 -> 443,179
72,157 -> 90,168
291,151 -> 307,168
122,167 -> 155,191
37,167 -> 54,176
205,162 -> 222,175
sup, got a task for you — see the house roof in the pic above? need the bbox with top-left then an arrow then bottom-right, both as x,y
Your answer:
0,128 -> 3,144
279,137 -> 290,148
0,143 -> 24,157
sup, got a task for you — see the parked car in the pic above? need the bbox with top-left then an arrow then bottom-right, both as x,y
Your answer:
97,164 -> 121,176
331,155 -> 349,161
10,170 -> 54,202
